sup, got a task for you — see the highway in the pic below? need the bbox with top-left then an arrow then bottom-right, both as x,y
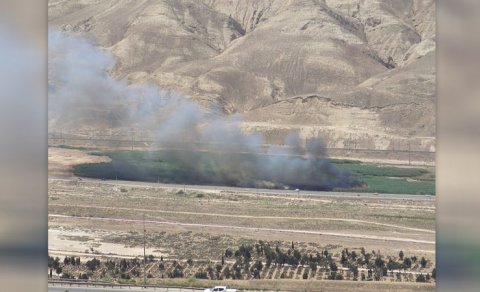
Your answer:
48,284 -> 202,291
49,177 -> 435,202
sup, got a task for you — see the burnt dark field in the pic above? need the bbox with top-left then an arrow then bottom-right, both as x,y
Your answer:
73,150 -> 358,191
72,150 -> 435,194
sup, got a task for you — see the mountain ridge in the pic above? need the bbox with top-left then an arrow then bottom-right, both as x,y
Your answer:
48,0 -> 436,153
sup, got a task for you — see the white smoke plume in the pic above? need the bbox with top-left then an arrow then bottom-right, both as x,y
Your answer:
48,29 -> 359,190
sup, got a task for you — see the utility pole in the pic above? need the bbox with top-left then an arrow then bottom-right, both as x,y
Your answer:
132,129 -> 134,151
143,214 -> 146,287
408,139 -> 411,166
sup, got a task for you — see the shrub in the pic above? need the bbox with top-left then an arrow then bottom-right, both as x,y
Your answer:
375,257 -> 385,268
195,270 -> 208,279
131,269 -> 140,277
61,272 -> 73,279
79,273 -> 88,280
293,249 -> 301,261
223,267 -> 231,279
49,257 -> 60,269
350,265 -> 359,279
232,263 -> 242,279
420,257 -> 427,268
329,262 -> 338,272
328,272 -> 343,280
86,258 -> 101,271
105,260 -> 115,271
403,258 -> 412,269
225,249 -> 233,258
120,273 -> 130,279
387,259 -> 403,271
303,271 -> 309,279
416,274 -> 426,282
252,260 -> 263,271
252,269 -> 261,279
168,266 -> 184,278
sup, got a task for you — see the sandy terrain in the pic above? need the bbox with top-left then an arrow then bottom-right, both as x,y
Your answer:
48,227 -> 166,259
49,203 -> 434,234
48,178 -> 435,264
48,147 -> 110,176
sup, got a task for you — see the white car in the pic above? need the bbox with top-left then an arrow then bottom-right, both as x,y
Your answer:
204,286 -> 237,292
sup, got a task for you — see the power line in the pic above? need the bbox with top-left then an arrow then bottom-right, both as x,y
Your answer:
143,213 -> 146,287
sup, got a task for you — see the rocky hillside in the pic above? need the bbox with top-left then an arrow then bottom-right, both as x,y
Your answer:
48,0 -> 435,152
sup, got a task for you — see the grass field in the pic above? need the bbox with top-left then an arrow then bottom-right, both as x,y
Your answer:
72,150 -> 435,195
331,159 -> 435,195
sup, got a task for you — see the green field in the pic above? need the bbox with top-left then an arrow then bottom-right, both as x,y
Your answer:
72,150 -> 435,195
75,150 -> 200,183
331,159 -> 435,195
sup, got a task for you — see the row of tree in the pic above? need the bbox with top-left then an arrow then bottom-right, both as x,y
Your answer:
47,244 -> 435,282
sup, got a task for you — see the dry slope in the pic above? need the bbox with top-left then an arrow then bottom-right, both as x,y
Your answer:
48,0 -> 435,151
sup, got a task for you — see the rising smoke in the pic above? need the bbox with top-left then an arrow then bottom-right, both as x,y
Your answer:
48,29 -> 360,190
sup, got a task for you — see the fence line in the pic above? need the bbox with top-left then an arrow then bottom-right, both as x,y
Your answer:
48,279 -> 205,291
47,137 -> 435,154
48,136 -> 435,166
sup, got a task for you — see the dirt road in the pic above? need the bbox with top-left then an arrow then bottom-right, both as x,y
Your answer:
49,203 -> 434,234
49,177 -> 436,201
49,214 -> 435,245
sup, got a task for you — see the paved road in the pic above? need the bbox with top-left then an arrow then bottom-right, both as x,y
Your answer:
48,284 -> 203,292
49,177 -> 435,201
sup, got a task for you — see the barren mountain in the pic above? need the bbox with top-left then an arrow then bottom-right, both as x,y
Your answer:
48,0 -> 435,152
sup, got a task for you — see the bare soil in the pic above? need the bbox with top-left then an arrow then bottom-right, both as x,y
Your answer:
48,147 -> 110,176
